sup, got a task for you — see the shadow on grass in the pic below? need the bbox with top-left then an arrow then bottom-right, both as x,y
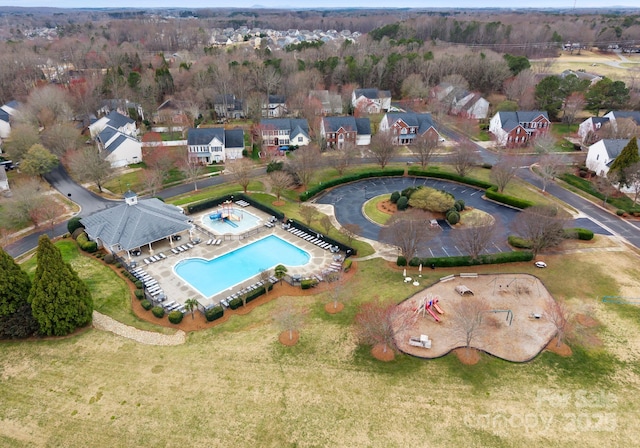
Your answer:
350,344 -> 424,376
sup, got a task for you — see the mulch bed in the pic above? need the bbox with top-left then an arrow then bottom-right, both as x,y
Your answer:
454,347 -> 481,365
376,199 -> 397,215
279,330 -> 300,346
576,313 -> 599,328
545,337 -> 573,356
371,343 -> 395,361
324,302 -> 345,314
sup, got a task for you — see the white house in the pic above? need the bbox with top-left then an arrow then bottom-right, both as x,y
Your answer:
0,100 -> 20,139
259,119 -> 310,148
89,110 -> 138,139
351,88 -> 392,114
97,126 -> 143,168
0,165 -> 9,192
578,116 -> 610,143
585,139 -> 632,177
263,95 -> 287,118
187,127 -> 245,164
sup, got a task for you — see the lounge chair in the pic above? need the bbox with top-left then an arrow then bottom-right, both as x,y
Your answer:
215,239 -> 222,245
158,253 -> 166,259
206,239 -> 213,245
143,258 -> 151,265
163,301 -> 176,310
187,243 -> 194,249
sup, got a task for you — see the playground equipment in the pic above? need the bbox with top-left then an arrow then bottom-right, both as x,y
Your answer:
413,294 -> 442,322
488,309 -> 514,326
408,334 -> 431,349
432,297 -> 444,315
209,200 -> 243,226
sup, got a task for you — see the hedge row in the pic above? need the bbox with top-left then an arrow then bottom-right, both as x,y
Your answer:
407,167 -> 493,189
186,193 -> 285,219
508,235 -> 533,249
75,231 -> 98,253
401,250 -> 534,267
205,305 -> 224,322
560,174 -> 640,213
228,284 -> 273,310
299,169 -> 405,201
564,227 -> 595,241
485,186 -> 534,209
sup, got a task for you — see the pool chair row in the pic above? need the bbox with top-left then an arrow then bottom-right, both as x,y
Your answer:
170,243 -> 194,254
235,200 -> 250,207
220,278 -> 277,308
143,252 -> 166,265
131,268 -> 165,298
286,228 -> 336,251
206,238 -> 222,245
161,300 -> 185,313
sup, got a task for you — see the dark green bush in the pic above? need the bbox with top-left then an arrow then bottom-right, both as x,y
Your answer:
168,310 -> 184,324
141,299 -> 153,310
134,290 -> 144,300
67,217 -> 84,234
564,227 -> 594,241
301,279 -> 319,289
485,186 -> 534,209
229,297 -> 242,310
71,228 -> 85,240
299,169 -> 404,201
446,210 -> 460,225
103,253 -> 115,264
266,161 -> 284,173
205,305 -> 224,322
616,209 -> 625,216
396,196 -> 409,210
418,250 -> 533,267
397,256 -> 407,266
390,191 -> 400,203
152,306 -> 165,318
135,280 -> 143,289
343,259 -> 352,272
455,199 -> 466,211
508,235 -> 533,249
244,284 -> 271,304
408,257 -> 421,267
407,167 -> 493,189
401,186 -> 420,198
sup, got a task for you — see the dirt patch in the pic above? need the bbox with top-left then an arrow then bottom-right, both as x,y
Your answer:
371,343 -> 395,361
272,200 -> 285,207
576,313 -> 599,328
279,330 -> 300,346
376,199 -> 397,215
546,337 -> 573,356
454,347 -> 481,365
325,302 -> 345,314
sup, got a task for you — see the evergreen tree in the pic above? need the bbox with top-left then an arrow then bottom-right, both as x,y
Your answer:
609,137 -> 640,188
28,235 -> 93,336
0,247 -> 32,317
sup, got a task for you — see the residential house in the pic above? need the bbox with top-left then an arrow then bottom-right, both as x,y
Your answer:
351,88 -> 392,114
560,69 -> 603,87
320,116 -> 371,148
578,116 -> 610,144
214,94 -> 245,119
259,119 -> 310,148
96,125 -> 142,168
602,110 -> 640,132
308,90 -> 343,115
187,127 -> 245,164
379,112 -> 442,145
263,95 -> 287,118
585,139 -> 634,177
98,99 -> 145,121
88,110 -> 138,139
0,100 -> 20,139
489,111 -> 550,147
154,99 -> 192,129
431,83 -> 490,120
0,165 -> 9,192
81,190 -> 193,257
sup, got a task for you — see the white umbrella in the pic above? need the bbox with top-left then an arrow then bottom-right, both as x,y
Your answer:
419,263 -> 423,273
403,268 -> 407,277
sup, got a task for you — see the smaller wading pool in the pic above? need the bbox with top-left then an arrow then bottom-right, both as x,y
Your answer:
174,235 -> 310,298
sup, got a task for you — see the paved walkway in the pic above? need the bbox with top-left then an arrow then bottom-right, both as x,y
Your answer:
92,311 -> 186,346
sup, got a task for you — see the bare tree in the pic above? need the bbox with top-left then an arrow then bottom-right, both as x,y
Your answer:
504,69 -> 536,102
299,205 -> 318,226
513,205 -> 568,255
532,133 -> 557,155
594,175 -> 616,207
600,118 -> 639,140
29,197 -> 64,234
328,142 -> 358,175
543,296 -> 571,348
412,133 -> 438,169
227,157 -> 255,194
340,223 -> 361,245
453,215 -> 496,260
537,154 -> 567,192
562,92 -> 585,126
68,147 -> 114,193
259,269 -> 272,296
369,132 -> 396,170
179,157 -> 206,191
319,215 -> 333,235
268,170 -> 293,202
354,298 -> 418,354
450,296 -> 490,354
490,156 -> 520,192
141,169 -> 164,197
40,122 -> 83,157
449,139 -> 480,177
145,145 -> 177,183
379,210 -> 437,260
288,146 -> 319,188
4,178 -> 46,228
273,298 -> 305,343
22,85 -> 73,128
325,271 -> 345,311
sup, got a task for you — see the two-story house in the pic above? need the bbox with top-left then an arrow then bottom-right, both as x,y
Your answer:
96,126 -> 143,168
263,95 -> 287,118
187,127 -> 245,164
585,139 -> 631,177
578,116 -> 610,144
88,110 -> 138,139
259,119 -> 310,148
431,83 -> 490,120
320,116 -> 371,148
351,88 -> 392,114
378,113 -> 442,146
489,111 -> 550,147
214,94 -> 245,120
0,100 -> 20,140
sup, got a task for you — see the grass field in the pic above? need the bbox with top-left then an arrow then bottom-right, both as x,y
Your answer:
3,239 -> 640,447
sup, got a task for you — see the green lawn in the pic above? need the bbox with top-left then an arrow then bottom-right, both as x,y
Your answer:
363,194 -> 393,225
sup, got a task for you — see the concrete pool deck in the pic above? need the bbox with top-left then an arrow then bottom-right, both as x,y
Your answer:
128,206 -> 338,309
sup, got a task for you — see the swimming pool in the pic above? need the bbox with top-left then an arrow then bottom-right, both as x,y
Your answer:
200,207 -> 261,235
174,235 -> 310,298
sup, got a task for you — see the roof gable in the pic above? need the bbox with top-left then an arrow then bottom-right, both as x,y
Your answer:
187,128 -> 225,146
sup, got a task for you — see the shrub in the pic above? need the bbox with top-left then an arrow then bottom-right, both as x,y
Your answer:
616,209 -> 625,216
343,259 -> 353,272
301,279 -> 319,289
396,196 -> 409,210
396,256 -> 407,266
419,250 -> 533,268
455,199 -> 466,211
151,306 -> 165,318
401,186 -> 420,198
508,235 -> 533,249
407,167 -> 493,189
485,186 -> 534,209
266,161 -> 283,173
71,228 -> 86,240
168,310 -> 184,324
409,187 -> 455,213
114,262 -> 121,268
390,191 -> 400,204
67,217 -> 84,234
141,299 -> 153,310
205,305 -> 224,322
446,210 -> 460,225
229,297 -> 242,310
564,227 -> 594,241
299,168 -> 404,201
134,290 -> 144,300
409,257 -> 421,267
134,280 -> 143,289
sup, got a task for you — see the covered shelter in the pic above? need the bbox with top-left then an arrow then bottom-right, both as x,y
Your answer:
81,190 -> 193,259
455,285 -> 474,296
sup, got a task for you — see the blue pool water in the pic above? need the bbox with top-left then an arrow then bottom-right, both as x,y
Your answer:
174,235 -> 310,298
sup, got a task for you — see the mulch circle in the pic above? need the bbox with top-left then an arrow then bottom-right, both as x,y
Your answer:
279,330 -> 300,346
576,313 -> 599,328
545,337 -> 573,356
454,347 -> 481,365
371,344 -> 395,361
376,199 -> 397,215
324,302 -> 345,314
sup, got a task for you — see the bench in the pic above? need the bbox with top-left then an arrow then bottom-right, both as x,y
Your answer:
460,273 -> 478,278
439,274 -> 455,282
408,335 -> 431,349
